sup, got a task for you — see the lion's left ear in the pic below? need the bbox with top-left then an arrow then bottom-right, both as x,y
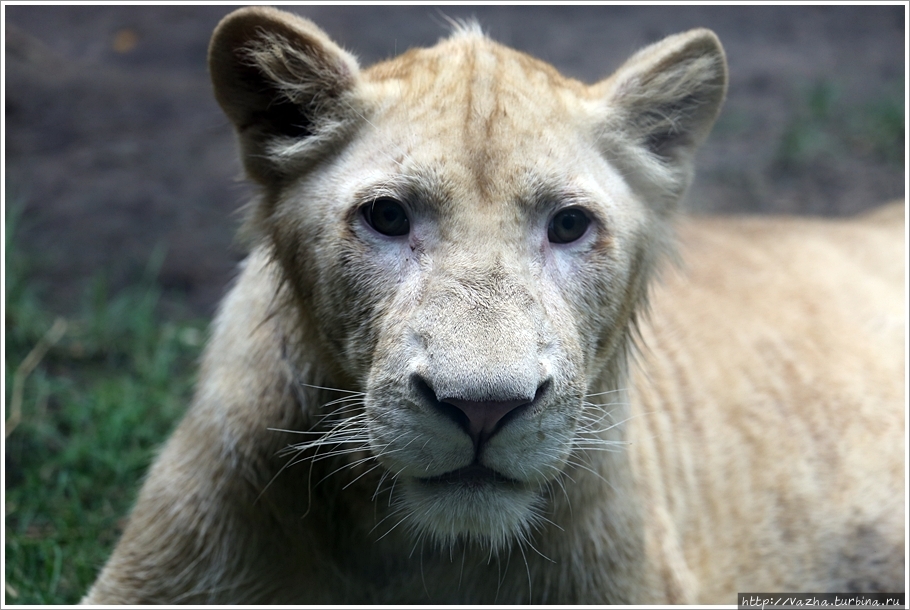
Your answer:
592,29 -> 728,210
208,7 -> 362,184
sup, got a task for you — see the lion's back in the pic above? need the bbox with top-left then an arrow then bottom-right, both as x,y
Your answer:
629,204 -> 905,601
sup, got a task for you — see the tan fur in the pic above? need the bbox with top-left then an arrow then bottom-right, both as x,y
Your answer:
83,7 -> 905,604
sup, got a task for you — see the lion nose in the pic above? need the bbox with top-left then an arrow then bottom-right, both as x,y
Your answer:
441,397 -> 530,446
414,374 -> 536,447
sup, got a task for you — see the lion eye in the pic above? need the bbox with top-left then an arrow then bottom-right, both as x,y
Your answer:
364,198 -> 410,236
548,208 -> 591,244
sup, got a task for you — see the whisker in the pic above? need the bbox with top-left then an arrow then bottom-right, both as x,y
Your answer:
342,462 -> 385,490
517,540 -> 532,601
373,507 -> 414,541
295,381 -> 366,396
583,387 -> 628,399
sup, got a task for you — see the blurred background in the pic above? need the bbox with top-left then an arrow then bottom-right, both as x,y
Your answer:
5,4 -> 906,317
2,5 -> 906,604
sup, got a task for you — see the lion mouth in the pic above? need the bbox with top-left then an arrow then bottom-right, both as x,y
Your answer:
418,463 -> 519,487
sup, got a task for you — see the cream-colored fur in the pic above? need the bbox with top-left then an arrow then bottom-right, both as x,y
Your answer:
82,7 -> 905,604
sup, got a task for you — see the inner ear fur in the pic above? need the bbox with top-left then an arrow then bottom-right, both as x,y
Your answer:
209,6 -> 362,184
594,29 -> 728,211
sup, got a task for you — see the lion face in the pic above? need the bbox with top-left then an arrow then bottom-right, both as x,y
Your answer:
207,8 -> 725,552
268,41 -> 662,552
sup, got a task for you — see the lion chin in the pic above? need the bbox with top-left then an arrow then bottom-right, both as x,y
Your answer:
397,466 -> 544,552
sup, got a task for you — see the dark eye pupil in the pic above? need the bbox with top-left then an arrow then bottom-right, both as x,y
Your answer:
548,208 -> 590,243
366,198 -> 409,236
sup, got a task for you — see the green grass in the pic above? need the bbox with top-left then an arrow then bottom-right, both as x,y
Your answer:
775,77 -> 905,170
4,205 -> 208,604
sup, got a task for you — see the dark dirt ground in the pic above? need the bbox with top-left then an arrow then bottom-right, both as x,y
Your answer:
4,5 -> 906,318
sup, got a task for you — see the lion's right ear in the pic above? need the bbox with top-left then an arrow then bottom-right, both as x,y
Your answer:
209,7 -> 362,184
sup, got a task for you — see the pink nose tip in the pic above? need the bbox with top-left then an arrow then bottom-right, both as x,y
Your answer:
442,397 -> 529,445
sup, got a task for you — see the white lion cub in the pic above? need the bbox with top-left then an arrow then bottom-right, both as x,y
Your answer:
83,7 -> 905,604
